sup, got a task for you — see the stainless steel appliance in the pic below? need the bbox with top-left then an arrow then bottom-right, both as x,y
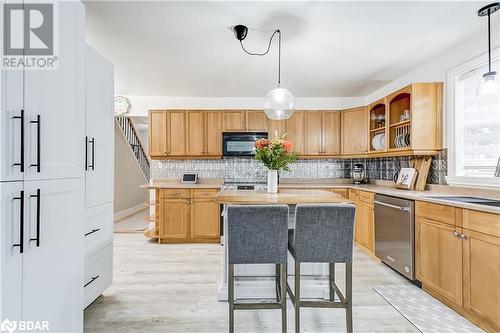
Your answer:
351,163 -> 367,184
223,132 -> 268,157
374,194 -> 415,280
221,182 -> 267,191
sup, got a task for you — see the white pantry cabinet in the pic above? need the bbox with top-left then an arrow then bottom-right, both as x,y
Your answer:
0,182 -> 23,322
23,2 -> 85,182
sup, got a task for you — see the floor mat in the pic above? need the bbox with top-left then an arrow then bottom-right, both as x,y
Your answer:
374,284 -> 484,333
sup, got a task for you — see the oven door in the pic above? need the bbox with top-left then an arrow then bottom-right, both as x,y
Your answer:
223,132 -> 267,156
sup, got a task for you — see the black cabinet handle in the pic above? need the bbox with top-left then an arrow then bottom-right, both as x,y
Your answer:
84,228 -> 100,237
30,115 -> 41,172
84,275 -> 100,288
29,189 -> 40,247
12,109 -> 25,172
88,137 -> 95,171
12,191 -> 24,254
85,136 -> 88,171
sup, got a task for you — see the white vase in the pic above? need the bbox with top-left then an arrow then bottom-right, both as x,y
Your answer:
267,170 -> 278,193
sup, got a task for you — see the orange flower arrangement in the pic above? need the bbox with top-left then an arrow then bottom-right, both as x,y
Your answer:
254,135 -> 297,171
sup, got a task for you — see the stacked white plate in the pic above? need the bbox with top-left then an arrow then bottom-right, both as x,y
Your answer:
371,133 -> 385,150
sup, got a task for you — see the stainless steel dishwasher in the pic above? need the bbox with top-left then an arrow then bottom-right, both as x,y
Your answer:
374,194 -> 415,280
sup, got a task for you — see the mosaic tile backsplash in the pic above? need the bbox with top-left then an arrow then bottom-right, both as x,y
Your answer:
151,149 -> 448,185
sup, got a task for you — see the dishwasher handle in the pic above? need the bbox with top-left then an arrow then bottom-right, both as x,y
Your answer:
374,200 -> 411,212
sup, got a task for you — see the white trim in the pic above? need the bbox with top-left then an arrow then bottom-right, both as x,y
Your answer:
445,47 -> 500,187
445,176 -> 500,189
114,204 -> 146,222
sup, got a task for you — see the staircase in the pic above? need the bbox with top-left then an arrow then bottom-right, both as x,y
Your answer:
116,116 -> 150,182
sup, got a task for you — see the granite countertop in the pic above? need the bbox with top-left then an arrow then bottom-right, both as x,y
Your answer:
279,179 -> 500,214
141,178 -> 224,189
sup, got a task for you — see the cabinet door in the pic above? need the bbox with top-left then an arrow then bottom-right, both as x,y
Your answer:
268,120 -> 286,139
0,182 -> 23,322
24,2 -> 85,181
416,217 -> 462,306
285,111 -> 304,155
303,111 -> 322,155
191,200 -> 220,239
341,107 -> 368,154
159,199 -> 190,239
22,178 -> 84,332
167,111 -> 186,156
323,111 -> 341,155
85,45 -> 114,208
359,201 -> 374,252
186,110 -> 205,156
0,70 -> 24,182
245,111 -> 268,132
149,110 -> 167,157
223,111 -> 245,132
205,111 -> 222,156
349,190 -> 361,243
462,229 -> 500,330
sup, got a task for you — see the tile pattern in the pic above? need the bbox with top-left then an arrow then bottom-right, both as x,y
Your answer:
151,149 -> 447,185
375,283 -> 484,333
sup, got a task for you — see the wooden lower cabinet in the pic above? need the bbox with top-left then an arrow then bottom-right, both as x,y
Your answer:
358,200 -> 375,252
191,200 -> 220,239
416,217 -> 463,306
462,229 -> 500,331
158,189 -> 220,243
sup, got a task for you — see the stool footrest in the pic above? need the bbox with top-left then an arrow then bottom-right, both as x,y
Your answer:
233,302 -> 285,310
298,300 -> 348,309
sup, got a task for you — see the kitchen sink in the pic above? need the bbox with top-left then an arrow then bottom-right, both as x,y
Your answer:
425,196 -> 500,207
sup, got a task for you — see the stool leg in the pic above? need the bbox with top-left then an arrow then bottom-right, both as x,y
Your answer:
294,262 -> 300,333
329,263 -> 335,301
281,263 -> 287,333
276,263 -> 281,302
346,263 -> 353,333
229,264 -> 235,333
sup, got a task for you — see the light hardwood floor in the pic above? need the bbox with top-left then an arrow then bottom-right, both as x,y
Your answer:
84,233 -> 420,332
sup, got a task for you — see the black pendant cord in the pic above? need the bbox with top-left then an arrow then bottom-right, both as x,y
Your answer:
488,11 -> 492,72
239,29 -> 282,85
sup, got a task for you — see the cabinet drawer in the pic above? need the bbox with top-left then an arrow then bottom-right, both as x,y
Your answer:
84,203 -> 113,257
193,188 -> 219,199
358,191 -> 374,204
84,244 -> 112,308
160,189 -> 190,199
463,209 -> 500,238
416,201 -> 456,226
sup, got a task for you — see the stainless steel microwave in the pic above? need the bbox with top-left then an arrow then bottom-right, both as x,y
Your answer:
222,132 -> 268,157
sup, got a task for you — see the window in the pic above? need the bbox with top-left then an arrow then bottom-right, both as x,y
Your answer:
447,53 -> 500,187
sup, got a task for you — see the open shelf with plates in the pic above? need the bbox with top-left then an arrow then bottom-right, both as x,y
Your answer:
388,86 -> 412,150
368,98 -> 387,153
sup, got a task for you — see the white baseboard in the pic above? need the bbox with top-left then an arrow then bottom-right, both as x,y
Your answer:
114,204 -> 146,222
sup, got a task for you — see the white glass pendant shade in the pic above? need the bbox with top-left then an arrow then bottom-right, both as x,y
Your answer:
476,72 -> 499,98
263,87 -> 295,120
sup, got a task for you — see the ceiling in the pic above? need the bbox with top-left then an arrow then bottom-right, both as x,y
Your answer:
85,1 -> 490,98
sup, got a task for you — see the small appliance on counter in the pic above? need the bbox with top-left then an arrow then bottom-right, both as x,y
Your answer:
181,173 -> 198,184
351,163 -> 368,184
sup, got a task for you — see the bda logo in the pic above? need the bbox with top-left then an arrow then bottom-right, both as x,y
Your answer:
0,319 -> 17,333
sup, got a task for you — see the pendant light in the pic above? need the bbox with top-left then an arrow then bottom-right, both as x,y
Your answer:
476,2 -> 500,98
233,25 -> 294,120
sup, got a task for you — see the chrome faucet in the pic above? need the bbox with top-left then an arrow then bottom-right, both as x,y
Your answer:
495,157 -> 500,177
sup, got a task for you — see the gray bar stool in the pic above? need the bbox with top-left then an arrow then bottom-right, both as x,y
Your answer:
226,205 -> 289,333
286,204 -> 356,333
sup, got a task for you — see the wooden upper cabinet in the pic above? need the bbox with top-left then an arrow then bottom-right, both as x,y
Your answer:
303,111 -> 322,155
268,120 -> 287,139
245,110 -> 268,132
223,111 -> 245,132
286,111 -> 305,155
341,107 -> 368,154
322,111 -> 341,155
148,110 -> 167,157
167,110 -> 186,155
186,110 -> 205,156
416,217 -> 463,306
205,111 -> 223,156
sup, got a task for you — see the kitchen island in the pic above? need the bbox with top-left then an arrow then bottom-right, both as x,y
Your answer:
216,189 -> 354,300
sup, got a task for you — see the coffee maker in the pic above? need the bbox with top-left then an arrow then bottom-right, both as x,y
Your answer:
351,163 -> 367,184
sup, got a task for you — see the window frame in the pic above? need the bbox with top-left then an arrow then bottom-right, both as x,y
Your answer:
446,47 -> 500,188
